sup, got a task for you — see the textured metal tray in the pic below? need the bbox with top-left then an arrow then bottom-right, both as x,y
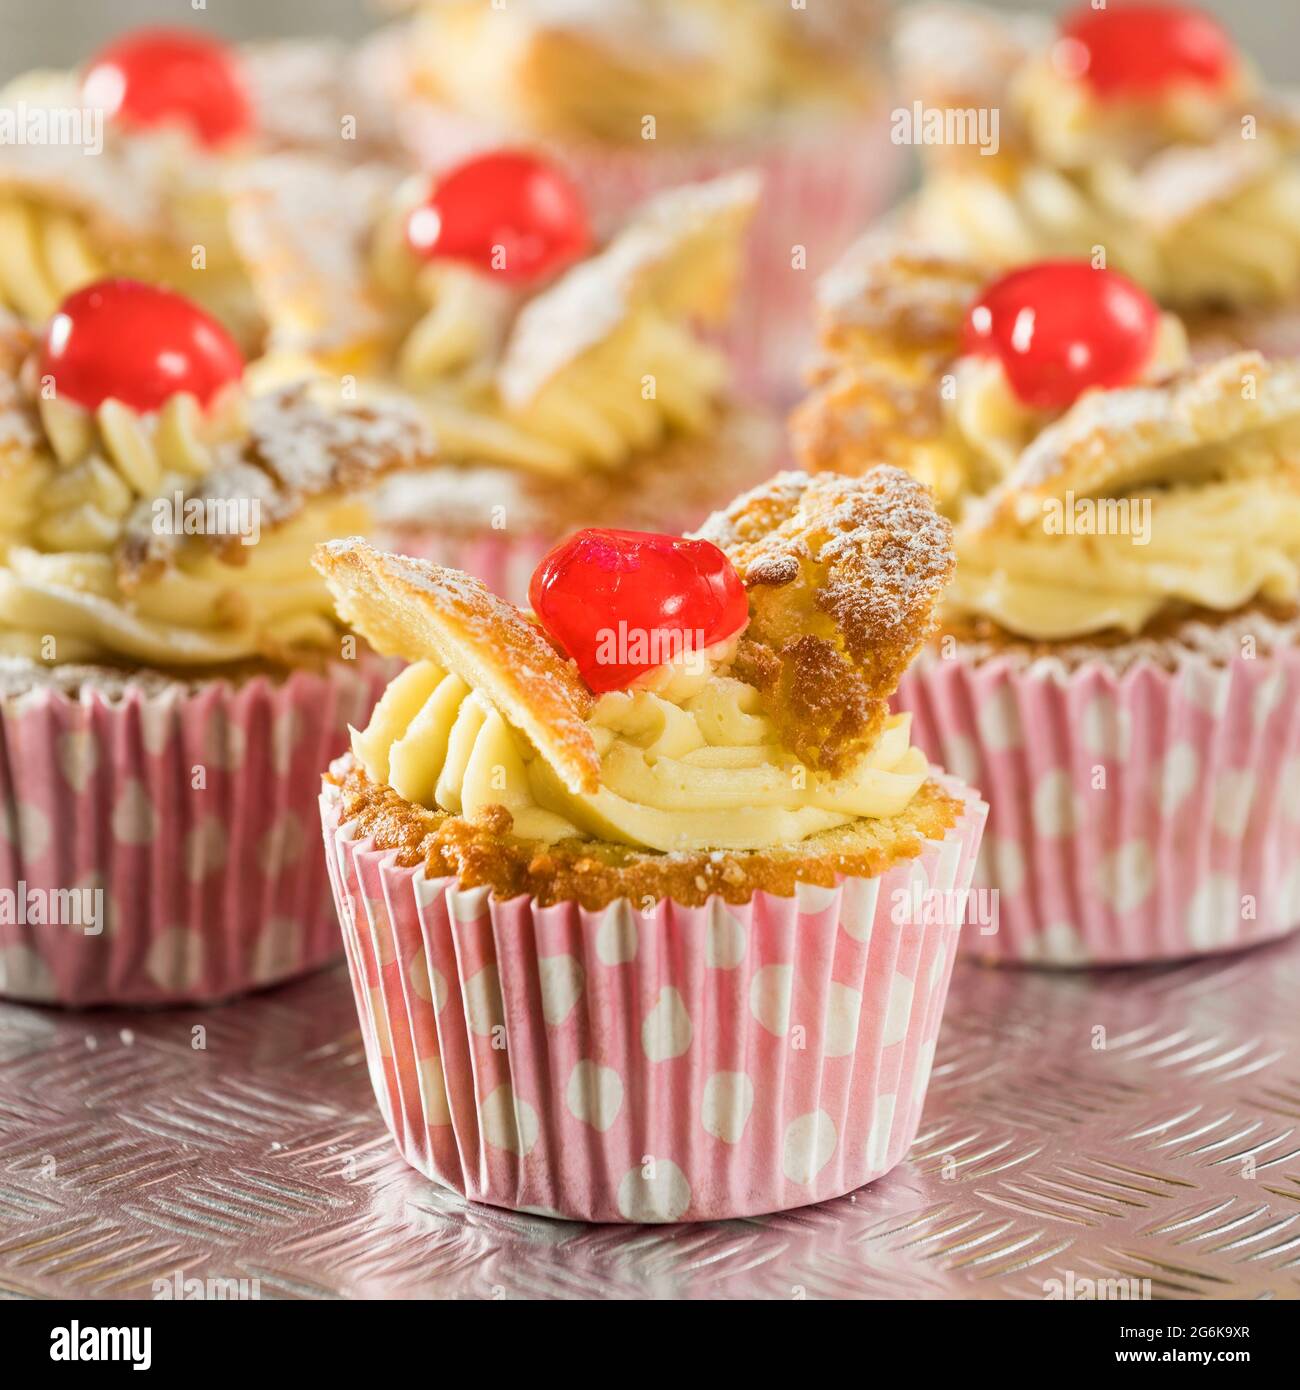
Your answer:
2,934 -> 1299,1301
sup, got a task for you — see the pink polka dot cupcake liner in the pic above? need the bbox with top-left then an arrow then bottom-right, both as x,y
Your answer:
391,104 -> 904,400
320,774 -> 987,1223
0,658 -> 392,1007
896,648 -> 1300,966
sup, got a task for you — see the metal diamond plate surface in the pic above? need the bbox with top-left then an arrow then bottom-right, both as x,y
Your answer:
2,935 -> 1299,1300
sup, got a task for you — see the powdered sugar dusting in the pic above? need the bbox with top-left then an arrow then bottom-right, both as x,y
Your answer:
497,171 -> 759,406
118,386 -> 432,577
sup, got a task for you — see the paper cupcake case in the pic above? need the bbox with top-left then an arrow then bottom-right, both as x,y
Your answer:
395,104 -> 903,399
0,657 -> 391,1007
320,776 -> 987,1223
895,648 -> 1300,966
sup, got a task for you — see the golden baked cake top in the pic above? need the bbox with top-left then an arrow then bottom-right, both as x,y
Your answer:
317,467 -> 961,905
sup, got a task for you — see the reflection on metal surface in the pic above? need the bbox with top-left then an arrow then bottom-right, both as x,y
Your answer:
1,937 -> 1299,1299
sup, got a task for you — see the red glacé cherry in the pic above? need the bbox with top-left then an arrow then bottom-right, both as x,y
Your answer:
529,529 -> 749,695
40,279 -> 245,414
82,27 -> 253,149
1059,3 -> 1236,99
962,262 -> 1161,411
406,151 -> 591,283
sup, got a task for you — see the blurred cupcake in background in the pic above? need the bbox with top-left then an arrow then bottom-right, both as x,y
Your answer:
795,249 -> 1300,965
791,236 -> 1190,515
232,150 -> 780,603
361,0 -> 902,394
0,25 -> 402,353
0,278 -> 433,1006
893,2 -> 1300,358
316,467 -> 985,1221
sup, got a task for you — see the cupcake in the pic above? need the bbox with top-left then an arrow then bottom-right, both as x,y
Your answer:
893,2 -> 1300,355
0,278 -> 434,1006
232,152 -> 780,604
0,26 -> 401,353
315,467 -> 987,1221
360,0 -> 901,394
792,238 -> 1191,515
795,250 -> 1300,965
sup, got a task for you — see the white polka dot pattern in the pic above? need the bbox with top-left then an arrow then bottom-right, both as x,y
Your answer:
701,1072 -> 754,1144
617,1161 -> 692,1223
325,783 -> 987,1223
705,901 -> 747,968
57,730 -> 98,793
642,987 -> 692,1062
894,648 -> 1300,965
538,955 -> 585,1026
480,1085 -> 539,1157
0,656 -> 391,1005
596,902 -> 639,964
748,964 -> 793,1037
782,1110 -> 837,1185
111,780 -> 157,846
566,1061 -> 623,1132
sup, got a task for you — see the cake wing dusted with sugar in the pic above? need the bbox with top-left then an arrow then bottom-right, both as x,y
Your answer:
228,154 -> 403,362
693,467 -> 954,776
986,352 -> 1300,528
813,232 -> 986,362
497,170 -> 760,407
114,384 -> 434,584
791,236 -> 988,492
893,3 -> 1046,127
314,538 -> 601,794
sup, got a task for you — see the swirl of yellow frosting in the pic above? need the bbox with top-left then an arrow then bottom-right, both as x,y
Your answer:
0,64 -> 263,349
351,650 -> 928,853
0,188 -> 261,349
924,314 -> 1190,515
951,479 -> 1300,640
0,367 -> 425,667
915,154 -> 1300,311
0,498 -> 371,667
910,26 -> 1300,311
0,196 -> 104,322
328,171 -> 752,483
946,355 -> 1300,639
13,385 -> 250,553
